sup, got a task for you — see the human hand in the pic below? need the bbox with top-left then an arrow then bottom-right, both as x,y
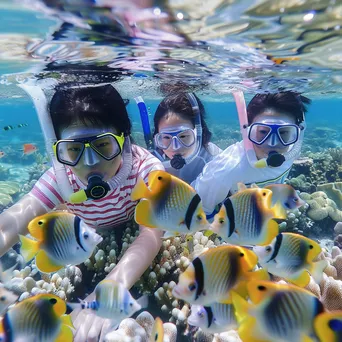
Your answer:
70,293 -> 113,342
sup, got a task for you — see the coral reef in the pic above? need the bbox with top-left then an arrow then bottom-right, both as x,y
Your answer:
104,311 -> 177,342
6,263 -> 82,301
195,330 -> 242,342
0,181 -> 21,211
0,165 -> 10,182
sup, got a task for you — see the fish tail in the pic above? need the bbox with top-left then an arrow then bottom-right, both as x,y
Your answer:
310,259 -> 328,284
131,176 -> 151,201
231,290 -> 251,324
136,294 -> 148,309
19,235 -> 40,262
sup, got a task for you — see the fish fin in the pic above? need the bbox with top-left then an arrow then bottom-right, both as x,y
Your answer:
250,183 -> 259,189
54,324 -> 73,342
237,182 -> 247,192
134,200 -> 156,228
288,271 -> 311,287
137,294 -> 148,309
231,291 -> 251,324
262,219 -> 279,246
271,202 -> 287,220
301,335 -> 314,342
60,314 -> 74,329
203,230 -> 214,237
131,176 -> 151,201
310,259 -> 328,284
247,268 -> 270,281
35,250 -> 63,273
162,231 -> 182,239
19,235 -> 40,262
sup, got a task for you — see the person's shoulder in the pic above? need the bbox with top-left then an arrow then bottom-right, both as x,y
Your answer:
206,142 -> 222,156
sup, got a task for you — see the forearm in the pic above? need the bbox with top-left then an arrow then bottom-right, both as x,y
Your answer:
107,225 -> 163,289
0,195 -> 48,256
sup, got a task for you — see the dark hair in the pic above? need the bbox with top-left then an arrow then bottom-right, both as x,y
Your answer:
50,84 -> 132,139
247,91 -> 311,125
153,93 -> 212,147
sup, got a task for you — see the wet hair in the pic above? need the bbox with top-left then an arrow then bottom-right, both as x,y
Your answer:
247,91 -> 311,125
153,93 -> 212,147
50,84 -> 132,139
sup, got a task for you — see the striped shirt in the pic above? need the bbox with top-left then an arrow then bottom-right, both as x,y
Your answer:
29,145 -> 163,229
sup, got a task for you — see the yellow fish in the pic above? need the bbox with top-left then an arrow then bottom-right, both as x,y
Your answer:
210,186 -> 285,246
0,293 -> 73,342
232,280 -> 324,342
131,170 -> 209,234
172,245 -> 268,306
264,184 -> 306,211
20,212 -> 102,273
149,317 -> 164,342
314,311 -> 342,342
253,233 -> 328,287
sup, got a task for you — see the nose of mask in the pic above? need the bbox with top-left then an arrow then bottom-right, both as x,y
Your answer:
267,133 -> 281,147
170,137 -> 182,150
83,147 -> 100,166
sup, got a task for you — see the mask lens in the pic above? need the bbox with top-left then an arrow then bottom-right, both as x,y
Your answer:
155,133 -> 173,149
177,129 -> 196,147
277,126 -> 298,145
249,124 -> 271,144
57,141 -> 84,165
91,135 -> 120,159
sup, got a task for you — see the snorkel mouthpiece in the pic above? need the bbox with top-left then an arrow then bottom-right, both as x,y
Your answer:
69,174 -> 110,203
170,154 -> 186,169
254,151 -> 286,168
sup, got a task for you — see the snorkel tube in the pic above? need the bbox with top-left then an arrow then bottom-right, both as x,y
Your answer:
20,83 -> 133,204
136,93 -> 202,169
233,91 -> 305,168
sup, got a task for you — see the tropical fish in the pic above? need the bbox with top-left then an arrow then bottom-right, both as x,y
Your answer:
188,303 -> 238,334
0,293 -> 73,342
17,123 -> 28,128
232,280 -> 324,342
69,280 -> 147,322
150,317 -> 164,342
0,286 -> 18,316
172,245 -> 268,305
0,151 -> 4,159
210,186 -> 285,246
314,311 -> 342,342
131,170 -> 209,235
253,233 -> 328,287
3,126 -> 13,131
264,183 -> 306,210
22,143 -> 37,156
19,212 -> 103,273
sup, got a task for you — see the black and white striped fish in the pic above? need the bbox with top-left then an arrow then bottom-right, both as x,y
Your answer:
0,293 -> 73,342
188,302 -> 238,334
19,212 -> 102,273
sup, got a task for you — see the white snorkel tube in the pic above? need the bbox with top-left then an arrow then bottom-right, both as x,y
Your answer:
136,93 -> 202,170
18,83 -> 74,202
233,90 -> 306,168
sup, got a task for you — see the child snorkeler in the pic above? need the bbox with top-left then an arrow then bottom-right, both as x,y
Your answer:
0,84 -> 164,341
152,92 -> 222,184
192,91 -> 311,217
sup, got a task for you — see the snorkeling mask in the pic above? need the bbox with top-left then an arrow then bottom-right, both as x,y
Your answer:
20,83 -> 133,204
233,91 -> 306,168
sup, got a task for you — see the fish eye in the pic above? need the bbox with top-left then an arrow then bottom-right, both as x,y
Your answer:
198,311 -> 204,318
219,218 -> 225,224
197,215 -> 202,220
0,296 -> 6,301
309,245 -> 313,249
130,302 -> 133,307
188,283 -> 196,292
83,233 -> 89,239
262,192 -> 266,196
257,285 -> 267,291
38,221 -> 43,225
239,253 -> 244,257
293,197 -> 298,202
158,176 -> 162,180
49,298 -> 57,305
265,246 -> 272,253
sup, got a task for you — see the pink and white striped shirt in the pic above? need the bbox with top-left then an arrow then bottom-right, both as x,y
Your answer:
29,145 -> 163,229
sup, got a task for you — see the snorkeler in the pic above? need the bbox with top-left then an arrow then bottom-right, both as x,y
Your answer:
192,91 -> 311,217
149,92 -> 221,184
0,84 -> 164,342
